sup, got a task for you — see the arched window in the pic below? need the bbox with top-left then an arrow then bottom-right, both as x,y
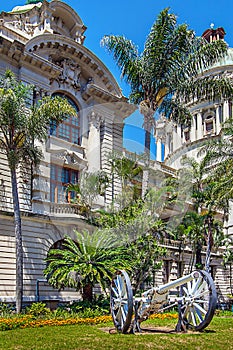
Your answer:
50,93 -> 80,144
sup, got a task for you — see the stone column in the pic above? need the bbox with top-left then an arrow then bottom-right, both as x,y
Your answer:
196,109 -> 203,139
174,125 -> 182,149
164,135 -> 169,159
223,100 -> 229,122
156,137 -> 162,162
42,9 -> 52,33
87,111 -> 102,172
214,104 -> 221,135
190,116 -> 196,142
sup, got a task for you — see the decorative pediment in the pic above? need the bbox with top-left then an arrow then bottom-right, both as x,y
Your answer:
50,149 -> 87,170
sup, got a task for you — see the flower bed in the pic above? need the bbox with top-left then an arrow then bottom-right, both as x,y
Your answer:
0,313 -> 178,331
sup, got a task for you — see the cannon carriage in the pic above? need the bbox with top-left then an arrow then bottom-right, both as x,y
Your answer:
110,270 -> 217,334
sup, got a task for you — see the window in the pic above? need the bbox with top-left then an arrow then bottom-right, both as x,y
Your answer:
184,130 -> 190,142
219,105 -> 223,124
206,121 -> 213,132
50,164 -> 79,203
50,94 -> 80,144
229,101 -> 232,119
163,260 -> 172,283
194,114 -> 198,130
205,115 -> 214,134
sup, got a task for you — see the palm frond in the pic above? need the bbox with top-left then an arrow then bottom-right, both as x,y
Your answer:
159,98 -> 192,126
101,35 -> 141,88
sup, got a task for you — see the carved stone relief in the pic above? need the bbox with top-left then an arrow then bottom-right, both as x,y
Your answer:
50,57 -> 82,90
88,111 -> 103,130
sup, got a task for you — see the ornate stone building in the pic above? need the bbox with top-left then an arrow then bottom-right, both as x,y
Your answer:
0,1 -> 232,307
154,27 -> 233,303
0,0 -> 135,304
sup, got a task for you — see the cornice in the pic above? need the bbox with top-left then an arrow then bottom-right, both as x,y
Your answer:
82,83 -> 136,119
25,34 -> 122,97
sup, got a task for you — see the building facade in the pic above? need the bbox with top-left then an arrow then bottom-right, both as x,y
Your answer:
0,2 -> 232,306
0,0 -> 134,303
154,27 -> 233,303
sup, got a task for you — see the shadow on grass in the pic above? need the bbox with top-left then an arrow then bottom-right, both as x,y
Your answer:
105,326 -> 216,335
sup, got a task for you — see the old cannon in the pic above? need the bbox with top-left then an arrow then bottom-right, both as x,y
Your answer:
110,270 -> 217,333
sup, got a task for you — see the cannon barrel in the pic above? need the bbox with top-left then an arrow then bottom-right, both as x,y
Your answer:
141,271 -> 200,298
157,271 -> 200,295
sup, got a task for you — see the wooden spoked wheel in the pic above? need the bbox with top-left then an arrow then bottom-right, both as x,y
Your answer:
179,270 -> 217,331
110,270 -> 133,333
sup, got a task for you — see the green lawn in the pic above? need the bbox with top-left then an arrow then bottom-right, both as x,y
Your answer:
0,317 -> 232,350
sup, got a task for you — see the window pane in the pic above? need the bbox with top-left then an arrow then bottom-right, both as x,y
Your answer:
50,165 -> 79,203
206,122 -> 213,132
49,94 -> 80,144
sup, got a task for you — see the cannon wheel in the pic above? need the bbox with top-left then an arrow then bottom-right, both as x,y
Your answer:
110,270 -> 133,333
179,270 -> 217,331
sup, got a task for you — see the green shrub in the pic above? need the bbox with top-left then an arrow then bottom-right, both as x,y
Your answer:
0,302 -> 15,317
26,302 -> 51,317
56,295 -> 110,317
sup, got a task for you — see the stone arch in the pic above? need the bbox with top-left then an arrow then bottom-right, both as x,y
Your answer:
25,35 -> 122,96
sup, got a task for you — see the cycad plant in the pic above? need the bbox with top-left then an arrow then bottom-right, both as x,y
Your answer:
44,230 -> 129,301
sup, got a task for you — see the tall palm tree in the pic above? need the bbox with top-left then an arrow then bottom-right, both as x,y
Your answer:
179,155 -> 226,272
102,8 -> 233,195
44,230 -> 129,301
0,70 -> 76,313
108,153 -> 142,206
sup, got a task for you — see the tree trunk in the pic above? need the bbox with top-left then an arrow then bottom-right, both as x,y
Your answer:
205,217 -> 213,273
142,129 -> 151,198
10,168 -> 23,313
195,241 -> 203,270
144,129 -> 151,156
82,283 -> 93,302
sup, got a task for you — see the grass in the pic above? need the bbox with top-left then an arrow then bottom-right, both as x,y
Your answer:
0,316 -> 232,350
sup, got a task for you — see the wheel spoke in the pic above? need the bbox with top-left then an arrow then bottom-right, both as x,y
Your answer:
121,306 -> 127,321
187,281 -> 192,294
191,277 -> 202,295
194,299 -> 209,304
193,302 -> 207,316
190,307 -> 197,326
116,275 -> 123,296
111,286 -> 119,298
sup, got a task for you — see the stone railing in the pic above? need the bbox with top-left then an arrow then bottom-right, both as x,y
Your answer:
49,202 -> 81,215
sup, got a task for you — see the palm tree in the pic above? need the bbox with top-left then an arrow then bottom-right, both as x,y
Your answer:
108,153 -> 142,207
102,8 -> 233,195
0,70 -> 76,313
179,155 -> 226,272
44,230 -> 129,301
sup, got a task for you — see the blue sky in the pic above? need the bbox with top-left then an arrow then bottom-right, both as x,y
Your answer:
1,0 -> 233,159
